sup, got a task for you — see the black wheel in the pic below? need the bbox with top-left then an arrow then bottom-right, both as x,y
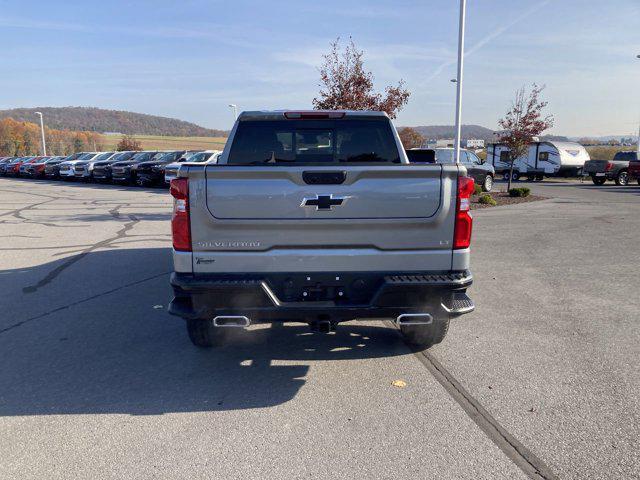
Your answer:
591,175 -> 606,186
400,315 -> 450,350
482,174 -> 493,192
535,174 -> 544,181
502,171 -> 510,181
615,170 -> 628,186
186,319 -> 219,347
512,171 -> 520,181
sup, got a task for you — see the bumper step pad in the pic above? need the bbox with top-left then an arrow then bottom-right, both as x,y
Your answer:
441,292 -> 475,315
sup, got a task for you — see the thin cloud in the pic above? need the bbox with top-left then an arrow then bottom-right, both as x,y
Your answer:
0,16 -> 256,49
422,0 -> 553,85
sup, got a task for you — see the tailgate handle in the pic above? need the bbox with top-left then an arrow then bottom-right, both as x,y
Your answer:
302,171 -> 346,185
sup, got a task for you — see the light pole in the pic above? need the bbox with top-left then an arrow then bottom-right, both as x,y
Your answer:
35,111 -> 47,156
228,104 -> 238,121
636,55 -> 640,157
453,0 -> 467,164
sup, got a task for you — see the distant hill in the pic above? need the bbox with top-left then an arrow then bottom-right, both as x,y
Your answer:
539,134 -> 570,142
406,124 -> 569,143
0,107 -> 228,137
407,124 -> 496,142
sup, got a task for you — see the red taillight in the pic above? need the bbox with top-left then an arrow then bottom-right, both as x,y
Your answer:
605,162 -> 613,171
284,111 -> 345,119
170,178 -> 191,252
454,176 -> 474,249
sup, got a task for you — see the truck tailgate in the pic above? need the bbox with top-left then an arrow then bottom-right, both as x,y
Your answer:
583,160 -> 609,173
186,164 -> 460,273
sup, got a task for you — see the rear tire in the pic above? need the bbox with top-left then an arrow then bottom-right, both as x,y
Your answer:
535,174 -> 544,181
186,319 -> 219,348
400,315 -> 450,350
482,174 -> 493,192
591,175 -> 606,186
615,170 -> 628,186
511,171 -> 520,181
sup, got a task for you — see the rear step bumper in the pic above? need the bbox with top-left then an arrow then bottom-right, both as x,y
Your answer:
169,270 -> 473,323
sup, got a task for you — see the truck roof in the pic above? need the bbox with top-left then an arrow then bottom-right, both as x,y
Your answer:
238,110 -> 390,121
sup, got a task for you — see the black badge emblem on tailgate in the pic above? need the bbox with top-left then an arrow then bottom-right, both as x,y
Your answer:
302,194 -> 345,211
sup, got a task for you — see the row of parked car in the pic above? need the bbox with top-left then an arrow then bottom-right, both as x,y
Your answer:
0,150 -> 221,186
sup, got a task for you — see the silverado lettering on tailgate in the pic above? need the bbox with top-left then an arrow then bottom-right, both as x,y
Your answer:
196,240 -> 262,249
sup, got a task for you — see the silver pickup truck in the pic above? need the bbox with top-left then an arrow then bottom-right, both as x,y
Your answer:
168,110 -> 475,349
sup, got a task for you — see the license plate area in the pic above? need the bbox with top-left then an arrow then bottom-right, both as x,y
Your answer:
265,273 -> 383,305
595,172 -> 605,177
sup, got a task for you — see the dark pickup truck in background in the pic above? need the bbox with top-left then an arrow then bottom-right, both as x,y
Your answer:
583,151 -> 639,186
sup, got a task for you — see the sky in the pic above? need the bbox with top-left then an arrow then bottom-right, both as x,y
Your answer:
1,0 -> 639,137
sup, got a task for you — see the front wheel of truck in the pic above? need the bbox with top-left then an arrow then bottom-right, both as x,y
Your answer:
400,315 -> 450,350
614,170 -> 628,186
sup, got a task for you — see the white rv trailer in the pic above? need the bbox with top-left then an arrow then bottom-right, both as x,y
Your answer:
486,141 -> 590,180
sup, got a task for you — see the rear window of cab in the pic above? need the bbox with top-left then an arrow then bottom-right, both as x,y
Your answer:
227,119 -> 400,165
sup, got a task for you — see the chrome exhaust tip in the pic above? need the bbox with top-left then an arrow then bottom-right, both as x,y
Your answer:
395,313 -> 433,326
213,315 -> 251,328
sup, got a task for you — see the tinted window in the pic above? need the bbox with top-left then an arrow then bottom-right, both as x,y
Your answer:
94,152 -> 113,161
132,152 -> 155,162
156,152 -> 181,162
185,152 -> 214,163
227,119 -> 400,165
115,151 -> 135,161
468,152 -> 481,164
499,151 -> 510,162
539,152 -> 549,162
434,149 -> 455,164
613,151 -> 637,161
405,150 -> 435,163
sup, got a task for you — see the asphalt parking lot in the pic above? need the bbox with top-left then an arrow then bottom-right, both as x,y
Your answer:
0,177 -> 638,480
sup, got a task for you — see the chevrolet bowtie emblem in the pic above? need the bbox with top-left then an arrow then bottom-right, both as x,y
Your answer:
301,194 -> 345,211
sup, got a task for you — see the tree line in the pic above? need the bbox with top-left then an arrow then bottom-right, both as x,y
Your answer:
0,107 -> 228,137
0,118 -> 104,156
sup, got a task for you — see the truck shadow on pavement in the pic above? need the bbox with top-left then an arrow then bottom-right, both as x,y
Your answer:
0,248 -> 408,416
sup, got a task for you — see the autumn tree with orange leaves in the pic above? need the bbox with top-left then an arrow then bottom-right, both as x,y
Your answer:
497,84 -> 554,189
398,127 -> 425,149
313,38 -> 410,119
0,118 -> 103,156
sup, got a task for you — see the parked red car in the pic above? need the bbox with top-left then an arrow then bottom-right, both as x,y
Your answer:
14,156 -> 44,177
5,157 -> 34,176
628,159 -> 640,185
